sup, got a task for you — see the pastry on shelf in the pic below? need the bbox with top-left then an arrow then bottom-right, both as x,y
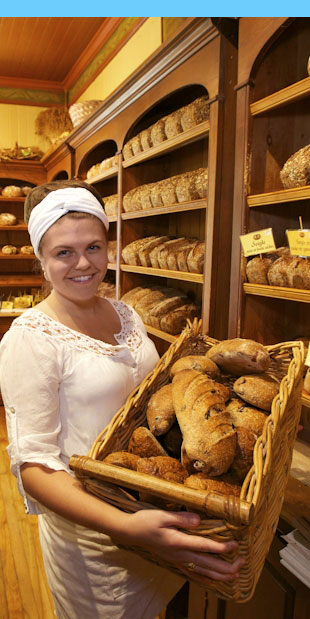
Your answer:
0,212 -> 17,225
20,245 -> 34,254
1,245 -> 17,255
1,185 -> 23,197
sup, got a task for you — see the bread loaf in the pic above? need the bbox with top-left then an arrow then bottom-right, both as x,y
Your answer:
1,185 -> 23,197
161,423 -> 183,458
103,451 -> 140,470
206,338 -> 270,376
99,154 -> 118,172
233,374 -> 279,411
280,144 -> 310,188
21,186 -> 33,196
96,281 -> 116,299
267,255 -> 294,287
180,96 -> 210,131
150,182 -> 164,208
157,238 -> 187,270
194,168 -> 208,198
159,303 -> 200,335
123,140 -> 134,160
20,245 -> 34,254
122,237 -> 157,266
184,473 -> 241,496
226,398 -> 268,434
246,255 -> 276,284
107,240 -> 117,263
226,399 -> 268,480
160,177 -> 178,206
172,369 -> 236,475
146,384 -> 176,436
150,118 -> 167,146
128,426 -> 167,458
131,134 -> 142,156
103,194 -> 118,217
0,213 -> 17,225
176,240 -> 199,272
287,257 -> 310,289
86,163 -> 101,179
170,355 -> 220,379
138,236 -> 170,267
175,172 -> 200,203
187,242 -> 205,274
1,245 -> 17,254
164,110 -> 183,139
140,127 -> 153,151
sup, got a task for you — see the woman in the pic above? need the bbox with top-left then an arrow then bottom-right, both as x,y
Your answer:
0,179 -> 244,619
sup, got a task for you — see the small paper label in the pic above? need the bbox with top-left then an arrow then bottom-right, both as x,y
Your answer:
286,229 -> 310,256
240,228 -> 276,257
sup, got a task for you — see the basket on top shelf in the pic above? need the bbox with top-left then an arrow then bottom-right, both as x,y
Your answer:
69,100 -> 103,128
69,320 -> 304,602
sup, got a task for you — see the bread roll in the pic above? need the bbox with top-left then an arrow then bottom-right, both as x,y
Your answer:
233,374 -> 279,411
136,456 -> 188,484
161,423 -> 183,458
172,369 -> 236,475
1,244 -> 17,254
170,355 -> 220,379
146,384 -> 176,436
0,212 -> 17,225
184,472 -> 241,496
128,426 -> 167,458
1,185 -> 23,197
20,245 -> 34,254
226,398 -> 268,434
103,451 -> 140,470
206,338 -> 270,376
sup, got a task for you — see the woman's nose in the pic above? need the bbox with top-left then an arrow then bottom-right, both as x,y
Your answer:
75,253 -> 91,269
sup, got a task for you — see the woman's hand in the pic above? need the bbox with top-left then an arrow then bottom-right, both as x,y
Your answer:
112,509 -> 245,583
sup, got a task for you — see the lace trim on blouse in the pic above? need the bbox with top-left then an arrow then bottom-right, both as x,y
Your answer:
11,301 -> 143,357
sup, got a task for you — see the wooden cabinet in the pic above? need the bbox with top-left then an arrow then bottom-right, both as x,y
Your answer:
59,17 -> 238,353
0,161 -> 46,336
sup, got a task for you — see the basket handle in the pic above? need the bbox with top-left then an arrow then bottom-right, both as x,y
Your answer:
69,455 -> 253,526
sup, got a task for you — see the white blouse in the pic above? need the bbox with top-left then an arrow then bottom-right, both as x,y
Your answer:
0,301 -> 160,514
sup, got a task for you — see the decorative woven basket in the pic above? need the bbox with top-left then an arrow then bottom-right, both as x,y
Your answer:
68,100 -> 103,128
69,320 -> 304,602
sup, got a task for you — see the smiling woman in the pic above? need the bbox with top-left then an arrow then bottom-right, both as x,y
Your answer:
0,178 -> 244,619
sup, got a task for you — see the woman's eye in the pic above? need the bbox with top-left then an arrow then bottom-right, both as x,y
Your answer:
88,244 -> 100,251
57,249 -> 70,256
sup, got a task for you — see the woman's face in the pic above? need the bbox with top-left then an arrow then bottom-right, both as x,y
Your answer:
40,215 -> 108,304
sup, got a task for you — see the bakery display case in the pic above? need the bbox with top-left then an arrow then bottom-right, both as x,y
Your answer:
65,17 -> 237,354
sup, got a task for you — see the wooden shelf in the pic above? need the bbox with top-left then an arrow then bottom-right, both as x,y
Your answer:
85,166 -> 118,185
0,196 -> 25,203
122,121 -> 210,167
121,263 -> 204,283
107,262 -> 116,271
0,275 -> 43,287
0,222 -> 27,230
122,199 -> 206,220
0,252 -> 34,259
107,216 -> 117,223
301,391 -> 310,408
248,186 -> 310,207
243,282 -> 310,303
250,76 -> 310,116
0,309 -> 26,317
145,324 -> 177,343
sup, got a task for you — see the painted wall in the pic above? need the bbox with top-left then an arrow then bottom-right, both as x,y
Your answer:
0,17 -> 162,152
78,17 -> 162,102
0,103 -> 50,152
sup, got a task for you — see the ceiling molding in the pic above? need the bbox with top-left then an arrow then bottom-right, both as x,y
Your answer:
0,87 -> 65,107
0,75 -> 64,93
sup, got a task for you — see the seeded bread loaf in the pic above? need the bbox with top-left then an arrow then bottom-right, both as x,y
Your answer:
180,96 -> 210,131
176,240 -> 199,272
138,236 -> 171,267
187,242 -> 205,274
123,139 -> 134,160
164,110 -> 183,139
150,118 -> 167,146
175,172 -> 200,203
287,257 -> 310,289
267,255 -> 295,287
280,144 -> 310,188
103,194 -> 118,217
140,127 -> 153,151
161,177 -> 178,206
122,237 -> 157,266
131,134 -> 142,156
194,168 -> 208,198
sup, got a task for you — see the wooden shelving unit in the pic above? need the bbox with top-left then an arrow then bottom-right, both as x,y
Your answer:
85,165 -> 118,185
121,263 -> 204,284
121,200 -> 206,220
243,283 -> 310,304
248,186 -> 310,207
250,76 -> 310,116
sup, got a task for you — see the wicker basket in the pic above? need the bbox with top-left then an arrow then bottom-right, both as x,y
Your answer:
69,320 -> 304,602
68,100 -> 103,128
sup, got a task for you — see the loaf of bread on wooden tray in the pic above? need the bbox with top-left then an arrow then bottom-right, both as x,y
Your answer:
101,339 -> 281,505
280,144 -> 310,188
1,185 -> 23,197
103,194 -> 118,217
0,212 -> 17,225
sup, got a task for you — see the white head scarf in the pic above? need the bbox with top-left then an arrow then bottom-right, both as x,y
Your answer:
28,187 -> 109,257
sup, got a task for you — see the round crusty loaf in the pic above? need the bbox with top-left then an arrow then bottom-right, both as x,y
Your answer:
146,384 -> 176,436
169,355 -> 220,379
286,257 -> 310,289
267,255 -> 295,287
0,212 -> 17,225
246,255 -> 276,284
280,144 -> 310,189
20,245 -> 34,255
206,338 -> 270,376
233,374 -> 279,411
1,244 -> 17,255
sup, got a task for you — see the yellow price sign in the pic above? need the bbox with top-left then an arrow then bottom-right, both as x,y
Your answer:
240,228 -> 276,257
286,229 -> 310,256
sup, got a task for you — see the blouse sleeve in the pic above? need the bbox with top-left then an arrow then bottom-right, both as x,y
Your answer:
0,326 -> 70,513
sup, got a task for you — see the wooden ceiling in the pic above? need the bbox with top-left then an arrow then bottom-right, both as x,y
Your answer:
0,17 -> 145,104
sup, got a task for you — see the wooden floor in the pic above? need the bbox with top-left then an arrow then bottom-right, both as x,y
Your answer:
0,406 -> 55,618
